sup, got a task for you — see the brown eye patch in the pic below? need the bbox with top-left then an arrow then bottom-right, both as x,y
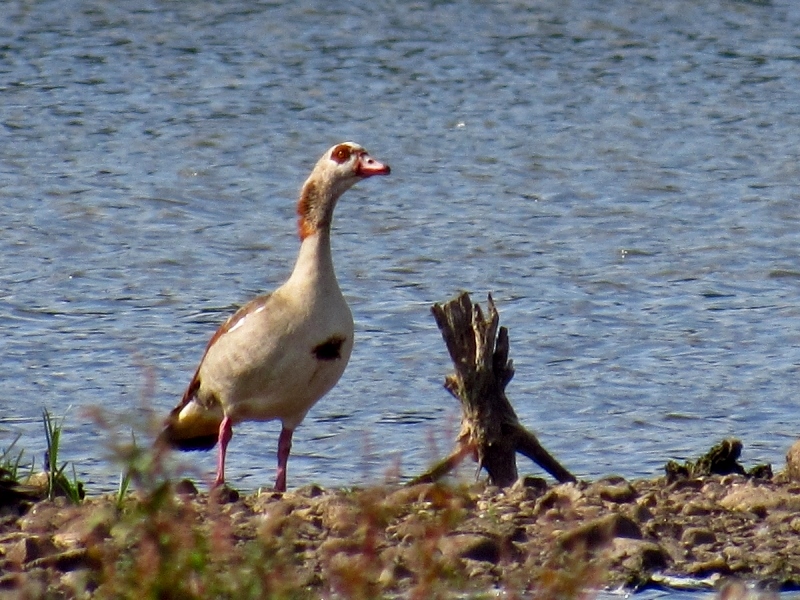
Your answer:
331,144 -> 352,164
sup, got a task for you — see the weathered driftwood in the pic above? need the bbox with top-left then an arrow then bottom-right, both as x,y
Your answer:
412,292 -> 576,487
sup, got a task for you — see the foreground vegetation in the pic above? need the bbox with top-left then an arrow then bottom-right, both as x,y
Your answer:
1,413 -> 795,599
1,410 -> 603,599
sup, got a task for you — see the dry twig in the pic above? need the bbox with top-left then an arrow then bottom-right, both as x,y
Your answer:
412,292 -> 575,487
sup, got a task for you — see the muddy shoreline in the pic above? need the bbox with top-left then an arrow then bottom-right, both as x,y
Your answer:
2,442 -> 800,598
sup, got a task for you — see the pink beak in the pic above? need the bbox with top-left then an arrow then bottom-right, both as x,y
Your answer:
356,153 -> 391,178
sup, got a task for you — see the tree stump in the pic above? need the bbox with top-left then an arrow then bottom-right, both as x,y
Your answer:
412,292 -> 576,487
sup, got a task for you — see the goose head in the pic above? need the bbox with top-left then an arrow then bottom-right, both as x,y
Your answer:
297,142 -> 390,240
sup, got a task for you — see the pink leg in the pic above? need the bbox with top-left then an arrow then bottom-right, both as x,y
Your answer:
213,416 -> 233,488
275,427 -> 294,492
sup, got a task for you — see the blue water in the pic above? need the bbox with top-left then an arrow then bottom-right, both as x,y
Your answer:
2,0 -> 800,530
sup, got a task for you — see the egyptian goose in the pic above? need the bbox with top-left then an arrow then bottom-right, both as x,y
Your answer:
160,142 -> 390,491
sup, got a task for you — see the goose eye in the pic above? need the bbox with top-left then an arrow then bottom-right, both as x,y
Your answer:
331,144 -> 352,164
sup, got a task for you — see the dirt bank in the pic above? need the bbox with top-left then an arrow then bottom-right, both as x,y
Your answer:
2,449 -> 800,599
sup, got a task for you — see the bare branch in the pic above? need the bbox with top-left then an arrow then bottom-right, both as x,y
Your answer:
420,292 -> 575,487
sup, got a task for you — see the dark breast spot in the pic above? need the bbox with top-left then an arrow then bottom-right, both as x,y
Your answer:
312,335 -> 346,361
